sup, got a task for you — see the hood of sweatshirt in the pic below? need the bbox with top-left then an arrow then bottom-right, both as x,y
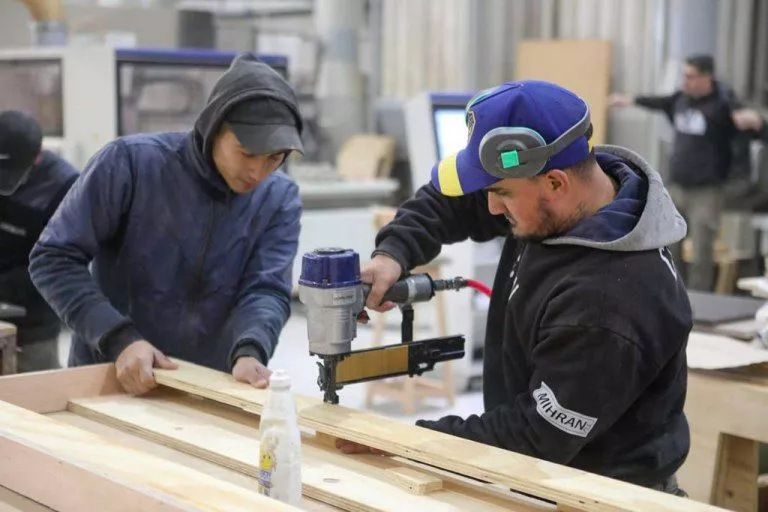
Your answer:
543,144 -> 687,252
187,52 -> 302,197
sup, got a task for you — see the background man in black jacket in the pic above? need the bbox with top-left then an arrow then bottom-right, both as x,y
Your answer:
0,110 -> 78,372
609,55 -> 764,291
339,80 -> 692,496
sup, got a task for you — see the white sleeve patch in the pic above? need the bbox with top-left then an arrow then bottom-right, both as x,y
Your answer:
532,382 -> 597,438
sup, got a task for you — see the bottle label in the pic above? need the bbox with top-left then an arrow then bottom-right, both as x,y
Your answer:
257,429 -> 279,495
257,426 -> 301,504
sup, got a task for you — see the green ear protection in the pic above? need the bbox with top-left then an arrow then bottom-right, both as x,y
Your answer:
477,107 -> 592,179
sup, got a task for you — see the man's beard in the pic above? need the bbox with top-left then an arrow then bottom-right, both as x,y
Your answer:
509,198 -> 586,243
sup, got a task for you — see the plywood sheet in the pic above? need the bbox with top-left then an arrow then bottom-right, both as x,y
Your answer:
69,391 -> 546,512
515,40 -> 611,146
154,361 -> 725,512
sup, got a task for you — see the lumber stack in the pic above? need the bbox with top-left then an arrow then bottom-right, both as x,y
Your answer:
0,361 -> 726,512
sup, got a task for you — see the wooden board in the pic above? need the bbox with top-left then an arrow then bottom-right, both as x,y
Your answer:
154,361 -> 725,512
0,486 -> 54,512
49,412 -> 337,512
68,390 -> 548,512
0,399 -> 298,512
515,40 -> 611,146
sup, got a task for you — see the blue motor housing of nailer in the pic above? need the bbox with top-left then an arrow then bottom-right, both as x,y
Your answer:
297,248 -> 365,356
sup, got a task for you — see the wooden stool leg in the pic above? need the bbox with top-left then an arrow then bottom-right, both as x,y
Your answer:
711,433 -> 759,512
365,310 -> 388,408
402,374 -> 416,416
431,268 -> 455,406
364,261 -> 458,414
0,323 -> 18,376
715,260 -> 739,295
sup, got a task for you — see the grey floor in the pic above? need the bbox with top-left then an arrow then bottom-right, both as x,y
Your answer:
56,300 -> 485,425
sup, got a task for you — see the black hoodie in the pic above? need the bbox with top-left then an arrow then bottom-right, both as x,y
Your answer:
373,146 -> 692,488
0,150 -> 78,341
634,82 -> 752,187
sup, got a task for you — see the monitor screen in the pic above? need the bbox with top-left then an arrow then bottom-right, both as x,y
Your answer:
433,107 -> 469,160
0,59 -> 63,137
115,49 -> 288,136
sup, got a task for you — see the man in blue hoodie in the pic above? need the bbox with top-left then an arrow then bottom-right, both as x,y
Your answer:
341,81 -> 693,495
29,53 -> 303,395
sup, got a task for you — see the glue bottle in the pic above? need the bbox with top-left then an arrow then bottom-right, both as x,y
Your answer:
257,369 -> 302,505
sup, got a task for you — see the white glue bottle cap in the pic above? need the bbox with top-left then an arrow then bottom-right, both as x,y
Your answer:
269,369 -> 291,390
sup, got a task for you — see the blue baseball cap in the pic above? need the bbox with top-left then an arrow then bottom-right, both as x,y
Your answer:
431,80 -> 592,197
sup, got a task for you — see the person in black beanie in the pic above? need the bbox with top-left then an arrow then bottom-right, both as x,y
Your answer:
0,109 -> 79,372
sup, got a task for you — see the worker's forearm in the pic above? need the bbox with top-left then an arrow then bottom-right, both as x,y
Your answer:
374,184 -> 506,270
633,94 -> 675,113
225,188 -> 298,368
226,287 -> 290,368
28,246 -> 133,355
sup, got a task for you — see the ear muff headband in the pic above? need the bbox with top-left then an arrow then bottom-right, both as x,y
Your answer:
478,107 -> 592,179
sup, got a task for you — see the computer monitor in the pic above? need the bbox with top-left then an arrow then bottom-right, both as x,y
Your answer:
432,99 -> 471,161
0,58 -> 63,137
405,91 -> 473,191
115,49 -> 289,136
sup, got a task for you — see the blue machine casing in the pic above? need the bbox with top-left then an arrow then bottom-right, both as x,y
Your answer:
299,248 -> 361,289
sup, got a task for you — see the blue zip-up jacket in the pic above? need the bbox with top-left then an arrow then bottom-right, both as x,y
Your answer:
28,54 -> 302,371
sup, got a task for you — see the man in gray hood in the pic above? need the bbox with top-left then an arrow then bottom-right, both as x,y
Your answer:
340,81 -> 693,495
30,53 -> 303,395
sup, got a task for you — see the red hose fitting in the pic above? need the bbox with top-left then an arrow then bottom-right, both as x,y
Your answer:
465,279 -> 492,298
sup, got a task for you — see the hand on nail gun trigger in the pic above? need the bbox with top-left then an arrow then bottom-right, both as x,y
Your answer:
358,254 -> 404,318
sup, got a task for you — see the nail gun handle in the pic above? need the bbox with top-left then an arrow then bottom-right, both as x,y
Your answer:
362,274 -> 435,306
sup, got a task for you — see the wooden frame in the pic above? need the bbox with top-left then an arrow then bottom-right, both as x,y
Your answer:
0,367 -> 298,512
0,361 -> 726,512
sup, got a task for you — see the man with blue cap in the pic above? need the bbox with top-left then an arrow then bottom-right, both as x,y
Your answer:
342,80 -> 692,495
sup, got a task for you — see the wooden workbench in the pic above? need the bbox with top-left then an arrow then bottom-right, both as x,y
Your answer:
0,361 -> 724,512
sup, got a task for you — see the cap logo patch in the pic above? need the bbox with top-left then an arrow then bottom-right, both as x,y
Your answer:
466,110 -> 476,141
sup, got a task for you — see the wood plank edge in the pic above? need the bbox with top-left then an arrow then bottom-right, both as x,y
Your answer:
384,467 -> 443,494
0,364 -> 123,413
0,434 -> 203,512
